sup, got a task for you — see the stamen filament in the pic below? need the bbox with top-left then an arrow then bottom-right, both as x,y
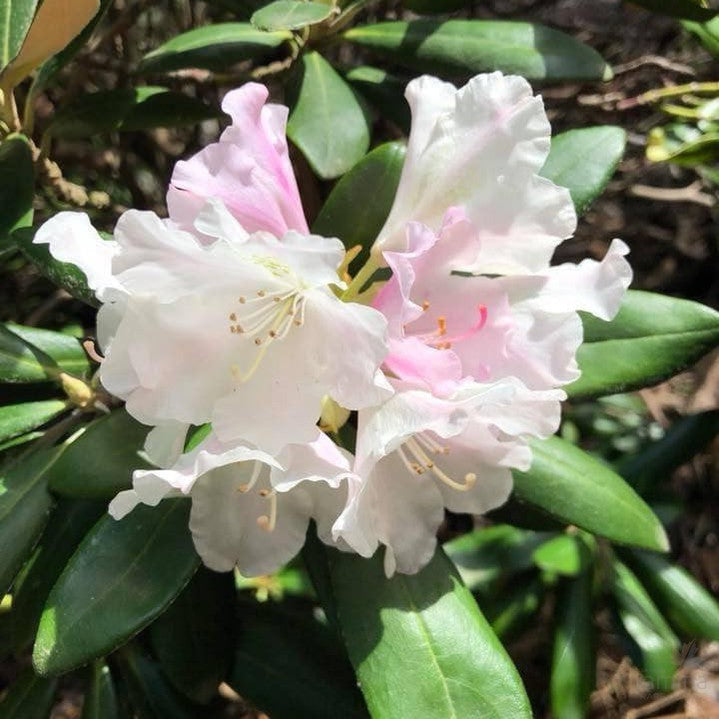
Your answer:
403,438 -> 476,492
238,461 -> 263,493
257,491 -> 278,532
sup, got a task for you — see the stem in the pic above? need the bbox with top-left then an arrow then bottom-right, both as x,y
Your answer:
342,255 -> 379,302
622,81 -> 719,108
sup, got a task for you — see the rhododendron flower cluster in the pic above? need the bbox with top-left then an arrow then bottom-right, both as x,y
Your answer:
37,73 -> 632,577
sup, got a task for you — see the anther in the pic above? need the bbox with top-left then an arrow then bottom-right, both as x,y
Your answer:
437,316 -> 447,336
254,338 -> 262,346
239,296 -> 246,304
422,300 -> 430,311
269,330 -> 277,338
229,313 -> 237,321
257,290 -> 266,297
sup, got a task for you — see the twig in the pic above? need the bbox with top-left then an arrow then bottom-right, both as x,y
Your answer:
613,55 -> 695,77
630,181 -> 715,207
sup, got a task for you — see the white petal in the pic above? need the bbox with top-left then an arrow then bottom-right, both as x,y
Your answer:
143,421 -> 190,468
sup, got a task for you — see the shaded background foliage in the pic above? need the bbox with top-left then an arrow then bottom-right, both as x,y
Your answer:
0,1 -> 718,718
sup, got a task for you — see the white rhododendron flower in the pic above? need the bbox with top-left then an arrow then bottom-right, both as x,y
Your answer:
110,431 -> 355,576
35,200 -> 390,454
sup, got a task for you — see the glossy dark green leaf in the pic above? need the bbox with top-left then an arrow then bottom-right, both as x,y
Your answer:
149,567 -> 235,704
345,66 -> 411,133
312,141 -> 406,266
485,578 -> 543,640
33,500 -> 199,676
139,23 -> 291,74
0,322 -> 89,383
568,291 -> 719,399
0,447 -> 62,595
540,126 -> 626,214
82,661 -> 120,719
47,87 -> 222,139
13,226 -> 98,307
402,0 -> 471,14
9,498 -> 104,651
0,667 -> 56,719
343,20 -> 612,82
444,524 -> 548,594
630,0 -> 717,21
532,533 -> 591,577
0,399 -> 67,442
251,0 -> 332,31
612,559 -> 678,688
228,597 -> 367,719
287,52 -> 371,179
47,410 -> 151,499
0,430 -> 43,453
0,134 -> 34,239
617,410 -> 719,495
621,549 -> 719,641
327,546 -> 532,719
117,643 -> 199,719
0,0 -> 40,69
513,436 -> 669,551
550,570 -> 594,719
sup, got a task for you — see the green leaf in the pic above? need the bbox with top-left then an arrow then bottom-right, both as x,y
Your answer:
0,134 -> 34,239
46,410 -> 152,499
402,0 -> 471,14
0,667 -> 57,719
9,498 -> 104,652
568,291 -> 719,399
621,549 -> 719,641
485,578 -> 543,640
228,597 -> 367,719
47,87 -> 223,139
550,570 -> 594,719
617,410 -> 719,495
444,524 -> 548,594
630,0 -> 717,21
683,16 -> 719,58
149,567 -> 235,704
33,500 -> 199,676
0,399 -> 67,443
312,141 -> 406,267
0,322 -> 89,383
139,23 -> 290,74
343,20 -> 613,82
0,447 -> 62,595
251,0 -> 332,31
532,533 -> 591,577
82,661 -> 120,719
326,545 -> 533,719
513,436 -> 669,551
612,559 -> 678,688
13,226 -> 98,307
287,52 -> 371,179
0,0 -> 40,69
345,66 -> 411,133
540,126 -> 626,215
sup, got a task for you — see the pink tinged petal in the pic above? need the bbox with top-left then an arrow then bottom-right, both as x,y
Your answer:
168,83 -> 308,236
375,72 -> 576,274
33,212 -> 122,301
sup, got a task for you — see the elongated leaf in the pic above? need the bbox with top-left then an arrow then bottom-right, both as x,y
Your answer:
47,87 -> 222,139
46,410 -> 151,499
621,549 -> 719,641
613,559 -> 678,688
287,52 -> 370,179
683,16 -> 719,58
343,20 -> 612,82
617,410 -> 719,495
0,322 -> 89,383
0,668 -> 57,719
0,0 -> 40,70
149,567 -> 235,704
251,0 -> 332,31
139,23 -> 291,74
550,571 -> 594,719
532,533 -> 591,577
568,291 -> 719,398
326,545 -> 532,719
33,500 -> 199,676
540,126 -> 626,214
345,67 -> 411,133
402,0 -> 471,14
312,142 -> 406,266
0,430 -> 43,453
486,578 -> 543,640
82,661 -> 120,719
1,0 -> 99,89
630,0 -> 717,21
0,399 -> 67,443
13,226 -> 97,307
228,598 -> 367,719
9,499 -> 104,651
513,436 -> 669,551
0,447 -> 62,595
0,134 -> 34,239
